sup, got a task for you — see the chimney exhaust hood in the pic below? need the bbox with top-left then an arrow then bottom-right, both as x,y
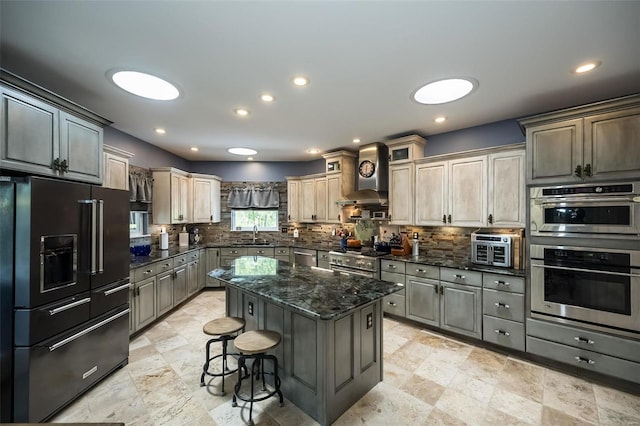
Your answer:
338,143 -> 389,206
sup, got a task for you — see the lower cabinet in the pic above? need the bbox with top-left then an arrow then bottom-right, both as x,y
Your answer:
198,248 -> 206,290
440,281 -> 482,339
316,250 -> 331,269
133,276 -> 157,331
482,273 -> 525,351
380,259 -> 406,317
156,271 -> 174,317
187,260 -> 199,296
206,248 -> 221,287
406,276 -> 439,326
173,264 -> 188,305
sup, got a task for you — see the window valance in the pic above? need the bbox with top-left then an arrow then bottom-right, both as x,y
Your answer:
129,171 -> 153,202
228,185 -> 279,209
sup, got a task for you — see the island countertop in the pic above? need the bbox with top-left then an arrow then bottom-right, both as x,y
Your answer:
209,256 -> 402,320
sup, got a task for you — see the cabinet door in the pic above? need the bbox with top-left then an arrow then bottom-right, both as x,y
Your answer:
103,151 -> 129,190
187,260 -> 199,296
287,179 -> 300,222
300,178 -> 316,222
389,163 -> 413,225
406,277 -> 439,327
584,108 -> 640,181
206,249 -> 221,287
526,119 -> 583,184
156,271 -> 174,316
173,266 -> 187,305
59,112 -> 103,184
210,178 -> 221,223
198,249 -> 206,289
192,177 -> 213,223
488,150 -> 525,227
135,277 -> 157,330
326,174 -> 343,223
415,161 -> 448,226
440,281 -> 481,339
1,87 -> 59,176
314,177 -> 328,222
448,156 -> 487,227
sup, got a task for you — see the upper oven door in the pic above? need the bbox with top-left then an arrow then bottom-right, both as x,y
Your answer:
530,244 -> 640,333
530,193 -> 640,236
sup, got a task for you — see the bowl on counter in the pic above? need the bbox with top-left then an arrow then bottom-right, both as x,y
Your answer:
130,244 -> 152,256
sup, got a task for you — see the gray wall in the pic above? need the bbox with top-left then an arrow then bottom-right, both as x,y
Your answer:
424,119 -> 524,157
104,127 -> 191,170
190,159 -> 325,182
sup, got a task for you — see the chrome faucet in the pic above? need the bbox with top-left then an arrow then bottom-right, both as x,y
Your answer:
252,224 -> 258,243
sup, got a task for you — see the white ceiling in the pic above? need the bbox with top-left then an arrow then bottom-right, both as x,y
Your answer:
2,1 -> 640,162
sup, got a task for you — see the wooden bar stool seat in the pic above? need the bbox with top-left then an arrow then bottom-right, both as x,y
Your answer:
232,330 -> 284,426
200,316 -> 246,395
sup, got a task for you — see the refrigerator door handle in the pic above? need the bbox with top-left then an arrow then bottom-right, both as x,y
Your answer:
48,308 -> 130,352
103,282 -> 131,296
78,199 -> 97,274
98,199 -> 104,273
48,297 -> 91,315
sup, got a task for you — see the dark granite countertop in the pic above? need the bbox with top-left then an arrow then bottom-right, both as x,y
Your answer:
209,256 -> 403,320
129,246 -> 202,269
381,254 -> 526,277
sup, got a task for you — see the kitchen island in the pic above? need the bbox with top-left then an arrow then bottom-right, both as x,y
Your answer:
209,256 -> 403,426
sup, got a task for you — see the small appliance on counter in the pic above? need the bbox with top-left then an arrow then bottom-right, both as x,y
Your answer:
471,231 -> 523,268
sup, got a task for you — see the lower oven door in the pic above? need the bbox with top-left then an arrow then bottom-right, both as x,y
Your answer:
331,265 -> 375,279
531,245 -> 640,333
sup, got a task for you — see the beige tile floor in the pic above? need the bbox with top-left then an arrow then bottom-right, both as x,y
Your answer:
52,289 -> 640,425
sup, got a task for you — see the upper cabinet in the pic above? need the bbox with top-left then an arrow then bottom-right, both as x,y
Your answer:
190,173 -> 221,223
386,136 -> 426,225
151,168 -> 191,224
487,150 -> 525,227
323,151 -> 355,223
1,76 -> 110,185
103,145 -> 134,190
520,94 -> 640,184
286,178 -> 301,222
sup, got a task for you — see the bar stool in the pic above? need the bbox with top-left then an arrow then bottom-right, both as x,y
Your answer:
200,316 -> 246,395
232,330 -> 284,425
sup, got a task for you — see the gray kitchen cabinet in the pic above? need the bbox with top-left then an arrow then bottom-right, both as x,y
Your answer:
190,173 -> 221,223
406,276 -> 439,326
482,273 -> 525,351
247,247 -> 274,257
275,247 -> 291,263
173,264 -> 188,305
205,248 -> 221,287
487,149 -> 526,227
198,248 -> 206,289
187,255 -> 200,296
440,281 -> 482,339
103,144 -> 133,190
133,276 -> 157,331
156,270 -> 174,317
521,95 -> 640,184
388,162 -> 414,225
314,176 -> 328,222
381,259 -> 407,317
1,85 -> 105,184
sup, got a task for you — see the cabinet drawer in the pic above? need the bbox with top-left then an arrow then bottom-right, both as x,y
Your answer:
483,316 -> 525,352
440,267 -> 482,287
247,247 -> 274,256
527,336 -> 640,384
482,273 -> 525,293
275,247 -> 291,256
155,259 -> 174,274
381,259 -> 406,274
380,271 -> 405,285
133,263 -> 157,282
221,247 -> 248,257
383,293 -> 406,317
186,250 -> 200,262
316,250 -> 331,263
406,263 -> 438,279
482,289 -> 524,322
527,318 -> 640,363
173,254 -> 189,268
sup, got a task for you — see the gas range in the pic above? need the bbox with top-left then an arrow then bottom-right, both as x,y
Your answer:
328,249 -> 385,278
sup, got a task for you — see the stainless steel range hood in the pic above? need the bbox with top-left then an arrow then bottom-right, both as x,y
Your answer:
339,143 -> 389,206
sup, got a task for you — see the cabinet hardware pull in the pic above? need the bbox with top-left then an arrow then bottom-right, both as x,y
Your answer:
442,214 -> 447,224
453,274 -> 465,279
53,157 -> 61,172
584,163 -> 592,177
434,285 -> 438,294
48,297 -> 91,315
49,308 -> 130,352
494,280 -> 510,286
574,356 -> 595,365
574,336 -> 595,345
488,213 -> 493,224
388,302 -> 397,307
494,329 -> 510,336
416,269 -> 426,273
439,285 -> 443,295
288,214 -> 291,220
60,159 -> 69,173
211,215 -> 213,221
495,302 -> 510,309
396,282 -> 404,287
447,214 -> 452,223
574,164 -> 583,178
388,265 -> 396,269
104,283 -> 131,296
143,269 -> 152,275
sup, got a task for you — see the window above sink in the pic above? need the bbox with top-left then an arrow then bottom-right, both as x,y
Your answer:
230,209 -> 279,232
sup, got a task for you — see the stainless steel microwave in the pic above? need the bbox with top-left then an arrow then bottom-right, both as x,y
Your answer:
530,182 -> 640,237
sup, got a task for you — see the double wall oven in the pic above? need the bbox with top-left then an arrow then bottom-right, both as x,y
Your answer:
529,181 -> 640,337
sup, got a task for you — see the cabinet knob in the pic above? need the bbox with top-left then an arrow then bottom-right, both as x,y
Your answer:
574,336 -> 595,345
574,164 -> 583,178
488,214 -> 493,224
447,214 -> 452,223
494,329 -> 510,336
584,163 -> 592,177
442,214 -> 447,224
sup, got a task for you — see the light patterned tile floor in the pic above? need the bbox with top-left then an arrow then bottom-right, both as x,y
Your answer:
52,289 -> 640,425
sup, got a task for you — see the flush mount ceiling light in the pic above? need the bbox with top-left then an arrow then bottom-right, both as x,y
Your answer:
260,93 -> 275,102
434,116 -> 446,123
190,147 -> 199,152
573,61 -> 602,74
353,138 -> 361,143
154,128 -> 166,134
110,70 -> 180,100
234,108 -> 250,117
227,147 -> 257,156
306,148 -> 320,154
292,76 -> 310,87
412,78 -> 477,105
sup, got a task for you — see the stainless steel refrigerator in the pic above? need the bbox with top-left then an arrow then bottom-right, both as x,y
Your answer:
0,175 -> 130,422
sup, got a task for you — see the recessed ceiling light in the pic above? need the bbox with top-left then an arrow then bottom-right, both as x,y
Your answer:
412,78 -> 477,105
292,76 -> 310,86
574,61 -> 601,74
110,70 -> 179,100
155,128 -> 166,134
307,148 -> 320,154
234,108 -> 250,117
227,147 -> 257,156
260,94 -> 275,102
434,116 -> 446,123
247,157 -> 254,161
353,138 -> 361,143
190,147 -> 199,152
